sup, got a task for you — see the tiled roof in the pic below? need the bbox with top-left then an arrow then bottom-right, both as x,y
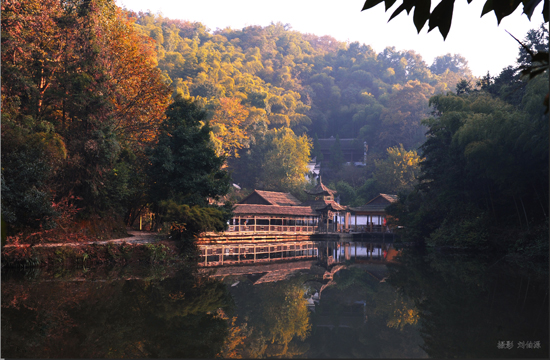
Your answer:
349,193 -> 397,213
233,204 -> 318,216
318,202 -> 348,212
372,194 -> 398,203
254,190 -> 301,206
299,199 -> 347,211
304,180 -> 337,196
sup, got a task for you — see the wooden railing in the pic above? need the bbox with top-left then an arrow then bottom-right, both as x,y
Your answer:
227,225 -> 316,234
316,224 -> 393,233
347,224 -> 391,233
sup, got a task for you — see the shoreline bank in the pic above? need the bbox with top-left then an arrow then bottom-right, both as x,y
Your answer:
0,230 -> 183,269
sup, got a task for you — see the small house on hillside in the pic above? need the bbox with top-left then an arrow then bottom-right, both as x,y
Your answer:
317,137 -> 367,165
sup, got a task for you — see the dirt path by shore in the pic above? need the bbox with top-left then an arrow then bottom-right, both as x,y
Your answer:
3,230 -> 162,248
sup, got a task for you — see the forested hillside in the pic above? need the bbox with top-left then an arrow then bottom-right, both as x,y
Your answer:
128,11 -> 473,199
2,0 -> 546,251
387,24 -> 549,257
131,12 -> 471,143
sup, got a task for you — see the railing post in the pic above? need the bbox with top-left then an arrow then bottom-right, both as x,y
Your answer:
371,243 -> 375,260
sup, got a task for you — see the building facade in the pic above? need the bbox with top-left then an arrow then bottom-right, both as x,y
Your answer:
213,184 -> 396,236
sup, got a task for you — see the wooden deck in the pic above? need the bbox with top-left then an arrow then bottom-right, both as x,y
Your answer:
197,232 -> 313,245
198,230 -> 397,244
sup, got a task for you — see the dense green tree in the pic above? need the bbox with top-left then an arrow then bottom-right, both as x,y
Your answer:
333,180 -> 359,206
311,133 -> 324,162
0,121 -> 62,229
516,22 -> 549,67
480,66 -> 527,107
455,79 -> 473,95
329,134 -> 345,171
260,127 -> 311,193
147,97 -> 231,230
480,23 -> 548,108
378,80 -> 434,149
124,11 -> 487,205
430,53 -> 471,77
388,77 -> 548,252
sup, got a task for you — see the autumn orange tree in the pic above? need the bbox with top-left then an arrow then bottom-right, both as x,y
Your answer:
1,0 -> 171,235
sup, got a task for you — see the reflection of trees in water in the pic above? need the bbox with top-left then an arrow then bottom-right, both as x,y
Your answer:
5,250 -> 541,358
1,265 -> 233,358
387,249 -> 549,358
304,266 -> 426,358
225,273 -> 312,358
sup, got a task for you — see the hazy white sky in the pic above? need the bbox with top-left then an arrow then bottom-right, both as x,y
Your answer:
116,0 -> 546,77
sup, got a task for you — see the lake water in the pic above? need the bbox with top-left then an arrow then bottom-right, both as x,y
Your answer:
1,241 -> 548,358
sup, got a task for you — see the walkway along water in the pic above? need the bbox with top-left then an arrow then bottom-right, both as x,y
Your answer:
2,230 -> 159,249
1,230 -> 168,268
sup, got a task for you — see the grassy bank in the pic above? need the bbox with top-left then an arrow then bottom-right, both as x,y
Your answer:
1,240 -> 186,269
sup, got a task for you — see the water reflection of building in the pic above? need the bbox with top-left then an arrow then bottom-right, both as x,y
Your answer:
316,241 -> 399,267
199,241 -> 318,266
198,240 -> 400,301
198,240 -> 399,332
199,240 -> 399,267
198,259 -> 319,285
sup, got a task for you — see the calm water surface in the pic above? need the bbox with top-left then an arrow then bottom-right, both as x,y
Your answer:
1,241 -> 548,358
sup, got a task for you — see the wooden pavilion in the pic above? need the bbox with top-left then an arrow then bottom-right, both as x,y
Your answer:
227,190 -> 319,234
300,178 -> 349,233
348,193 -> 397,232
225,180 -> 350,235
